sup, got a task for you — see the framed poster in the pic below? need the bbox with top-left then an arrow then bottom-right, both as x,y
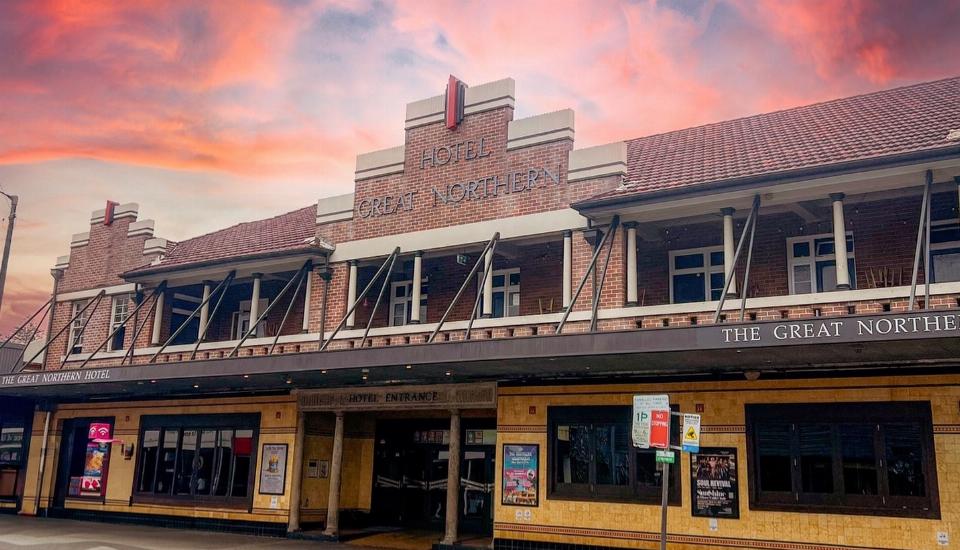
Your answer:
81,441 -> 110,496
690,447 -> 739,519
258,443 -> 288,495
501,444 -> 538,507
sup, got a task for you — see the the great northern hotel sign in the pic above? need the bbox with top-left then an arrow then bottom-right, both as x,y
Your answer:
356,136 -> 563,219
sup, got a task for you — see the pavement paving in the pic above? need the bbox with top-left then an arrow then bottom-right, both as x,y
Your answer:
0,514 -> 338,550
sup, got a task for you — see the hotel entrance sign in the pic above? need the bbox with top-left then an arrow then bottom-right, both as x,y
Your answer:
632,394 -> 669,449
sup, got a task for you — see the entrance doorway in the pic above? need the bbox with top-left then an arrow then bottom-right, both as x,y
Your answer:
371,418 -> 495,536
52,417 -> 114,511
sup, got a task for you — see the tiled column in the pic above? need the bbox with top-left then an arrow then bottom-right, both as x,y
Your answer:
287,409 -> 306,533
323,411 -> 345,537
346,261 -> 358,329
721,208 -> 738,298
410,251 -> 423,324
830,193 -> 851,289
441,409 -> 461,545
624,222 -> 638,306
198,281 -> 212,341
562,231 -> 572,310
482,249 -> 494,317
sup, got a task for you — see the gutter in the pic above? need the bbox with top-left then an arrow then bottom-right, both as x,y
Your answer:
572,145 -> 960,212
123,244 -> 333,280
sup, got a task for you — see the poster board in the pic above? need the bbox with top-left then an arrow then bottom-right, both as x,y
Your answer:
690,447 -> 739,518
501,444 -> 538,507
258,443 -> 288,495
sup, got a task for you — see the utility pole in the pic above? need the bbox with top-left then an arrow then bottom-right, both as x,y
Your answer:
0,192 -> 18,316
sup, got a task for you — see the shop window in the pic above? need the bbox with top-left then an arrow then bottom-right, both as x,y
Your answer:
135,414 -> 258,505
390,278 -> 428,326
787,233 -> 855,294
68,300 -> 89,354
0,417 -> 26,499
477,269 -> 520,318
746,402 -> 939,518
548,406 -> 680,504
930,220 -> 960,283
108,294 -> 131,351
669,247 -> 725,304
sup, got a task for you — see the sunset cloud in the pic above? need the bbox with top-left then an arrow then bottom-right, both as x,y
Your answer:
1,0 -> 958,332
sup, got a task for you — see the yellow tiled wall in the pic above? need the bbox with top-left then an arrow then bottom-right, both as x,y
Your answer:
20,395 -> 297,524
494,374 -> 960,550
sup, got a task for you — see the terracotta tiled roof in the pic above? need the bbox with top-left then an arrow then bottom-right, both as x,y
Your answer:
126,205 -> 324,275
579,76 -> 960,207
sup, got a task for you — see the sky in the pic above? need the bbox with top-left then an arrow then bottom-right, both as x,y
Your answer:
1,0 -> 959,333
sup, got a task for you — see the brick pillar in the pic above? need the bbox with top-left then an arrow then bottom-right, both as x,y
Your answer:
570,225 -> 626,312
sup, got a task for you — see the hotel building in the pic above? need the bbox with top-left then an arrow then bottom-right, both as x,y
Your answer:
2,75 -> 960,550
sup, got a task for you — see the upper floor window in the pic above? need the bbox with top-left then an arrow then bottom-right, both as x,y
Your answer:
477,268 -> 520,318
390,279 -> 428,326
930,219 -> 960,283
108,294 -> 131,351
669,247 -> 725,304
746,402 -> 938,518
68,300 -> 89,354
787,233 -> 855,294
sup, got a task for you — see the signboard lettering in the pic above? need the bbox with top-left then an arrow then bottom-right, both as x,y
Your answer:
649,410 -> 671,449
421,138 -> 491,168
682,414 -> 701,453
633,394 -> 669,449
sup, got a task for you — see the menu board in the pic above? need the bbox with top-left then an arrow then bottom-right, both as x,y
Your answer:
502,444 -> 538,506
690,447 -> 739,518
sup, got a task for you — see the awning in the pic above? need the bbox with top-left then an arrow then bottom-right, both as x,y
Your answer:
3,309 -> 960,402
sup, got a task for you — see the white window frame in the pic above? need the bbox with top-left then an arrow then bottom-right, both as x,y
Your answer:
107,294 -> 131,351
668,246 -> 725,304
929,219 -> 960,284
68,300 -> 89,354
389,278 -> 428,327
477,268 -> 521,318
787,232 -> 855,294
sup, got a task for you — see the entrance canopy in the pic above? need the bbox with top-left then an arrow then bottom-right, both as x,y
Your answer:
3,310 -> 960,401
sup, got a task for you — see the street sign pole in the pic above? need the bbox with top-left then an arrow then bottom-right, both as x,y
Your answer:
659,460 -> 669,550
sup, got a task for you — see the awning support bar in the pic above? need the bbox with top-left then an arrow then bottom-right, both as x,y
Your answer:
230,261 -> 312,358
909,171 -> 933,311
590,217 -> 621,332
739,196 -> 761,321
557,216 -> 620,335
12,304 -> 50,368
465,238 -> 499,340
78,284 -> 166,369
428,233 -> 500,344
360,253 -> 397,348
150,274 -> 234,363
122,283 -> 166,366
0,296 -> 53,351
57,290 -> 107,369
713,196 -> 760,324
189,271 -> 237,360
321,248 -> 400,351
270,265 -> 309,355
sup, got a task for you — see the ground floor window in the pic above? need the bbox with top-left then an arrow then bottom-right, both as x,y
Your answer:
135,414 -> 259,505
548,406 -> 680,504
746,402 -> 939,518
0,414 -> 26,499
